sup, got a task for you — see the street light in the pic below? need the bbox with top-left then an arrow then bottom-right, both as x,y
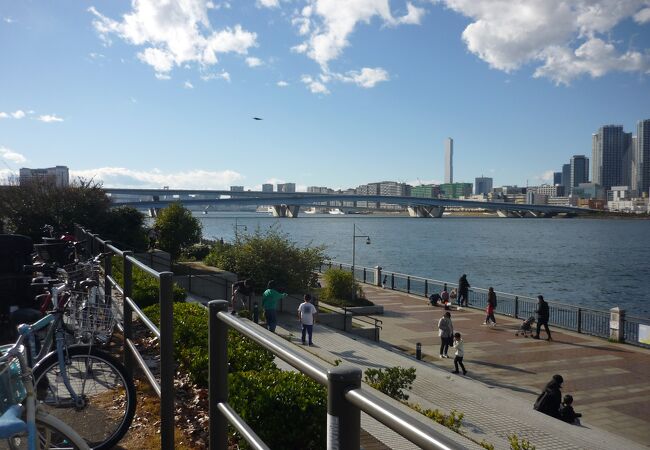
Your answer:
352,223 -> 371,271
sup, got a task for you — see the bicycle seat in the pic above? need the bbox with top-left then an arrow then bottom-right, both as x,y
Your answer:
0,405 -> 26,438
79,279 -> 98,290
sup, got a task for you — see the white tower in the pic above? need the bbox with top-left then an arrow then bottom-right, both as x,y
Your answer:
445,138 -> 453,184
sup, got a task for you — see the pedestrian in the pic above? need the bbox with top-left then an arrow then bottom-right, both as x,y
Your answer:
147,227 -> 159,251
297,294 -> 318,346
449,288 -> 457,305
231,279 -> 253,315
559,394 -> 582,425
440,286 -> 450,310
262,280 -> 287,333
533,374 -> 563,418
451,332 -> 467,375
458,274 -> 470,307
485,287 -> 497,326
382,274 -> 388,289
437,311 -> 454,358
533,295 -> 552,340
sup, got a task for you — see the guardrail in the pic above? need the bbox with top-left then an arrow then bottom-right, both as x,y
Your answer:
74,224 -> 176,448
322,261 -> 649,349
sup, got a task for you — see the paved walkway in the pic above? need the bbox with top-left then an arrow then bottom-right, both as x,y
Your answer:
271,284 -> 649,449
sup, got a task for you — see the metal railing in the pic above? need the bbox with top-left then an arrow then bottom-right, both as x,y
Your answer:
75,225 -> 176,449
207,300 -> 467,450
322,260 -> 648,348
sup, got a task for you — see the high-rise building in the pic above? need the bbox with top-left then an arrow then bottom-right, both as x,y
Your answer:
444,138 -> 453,184
439,183 -> 472,199
262,183 -> 273,192
636,119 -> 650,197
553,172 -> 562,185
592,125 -> 632,191
411,184 -> 440,198
561,164 -> 571,188
570,155 -> 589,189
356,182 -> 380,209
276,183 -> 296,193
474,177 -> 493,195
378,181 -> 411,209
19,166 -> 69,187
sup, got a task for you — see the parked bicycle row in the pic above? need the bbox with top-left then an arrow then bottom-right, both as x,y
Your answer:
0,230 -> 135,449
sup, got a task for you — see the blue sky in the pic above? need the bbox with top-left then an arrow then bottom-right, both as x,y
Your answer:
1,0 -> 649,191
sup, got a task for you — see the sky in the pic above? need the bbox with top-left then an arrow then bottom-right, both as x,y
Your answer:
1,0 -> 650,191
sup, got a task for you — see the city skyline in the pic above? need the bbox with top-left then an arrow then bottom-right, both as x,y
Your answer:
1,1 -> 649,190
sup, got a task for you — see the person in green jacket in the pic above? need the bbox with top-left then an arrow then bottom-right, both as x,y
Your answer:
262,280 -> 287,332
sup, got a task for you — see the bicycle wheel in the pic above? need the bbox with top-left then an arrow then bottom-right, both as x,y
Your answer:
7,410 -> 89,449
32,347 -> 136,450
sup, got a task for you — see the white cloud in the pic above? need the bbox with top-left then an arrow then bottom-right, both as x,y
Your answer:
301,75 -> 330,94
11,110 -> 25,119
258,0 -> 279,7
88,1 -> 257,78
0,146 -> 27,164
37,114 -> 64,123
70,167 -> 244,189
533,170 -> 555,184
439,0 -> 650,84
277,80 -> 289,87
634,7 -> 650,24
184,80 -> 195,89
338,67 -> 389,87
4,17 -> 15,24
245,56 -> 263,67
0,112 -> 8,119
201,70 -> 231,82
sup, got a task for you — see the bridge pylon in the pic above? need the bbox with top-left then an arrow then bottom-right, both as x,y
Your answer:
271,204 -> 300,218
407,205 -> 445,218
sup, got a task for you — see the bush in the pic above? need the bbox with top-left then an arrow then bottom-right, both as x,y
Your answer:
363,366 -> 416,401
320,268 -> 369,304
508,435 -> 536,450
228,371 -> 326,449
180,242 -> 212,261
204,228 -> 325,293
409,404 -> 464,433
143,302 -> 276,386
154,202 -> 202,260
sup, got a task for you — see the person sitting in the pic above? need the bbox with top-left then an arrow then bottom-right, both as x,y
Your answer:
559,394 -> 582,425
429,293 -> 442,306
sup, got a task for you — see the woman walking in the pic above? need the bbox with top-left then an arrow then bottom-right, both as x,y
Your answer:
485,287 -> 497,326
437,311 -> 454,358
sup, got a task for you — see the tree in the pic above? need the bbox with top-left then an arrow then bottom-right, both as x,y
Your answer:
153,202 -> 202,260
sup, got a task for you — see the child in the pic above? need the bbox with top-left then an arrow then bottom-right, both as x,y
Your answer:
451,332 -> 467,375
559,394 -> 582,425
440,288 -> 450,310
297,294 -> 318,346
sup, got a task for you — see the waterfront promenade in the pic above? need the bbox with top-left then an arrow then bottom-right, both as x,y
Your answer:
273,284 -> 650,449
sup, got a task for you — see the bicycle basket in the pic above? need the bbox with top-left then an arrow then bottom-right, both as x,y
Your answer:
66,291 -> 116,342
63,263 -> 93,285
0,345 -> 27,415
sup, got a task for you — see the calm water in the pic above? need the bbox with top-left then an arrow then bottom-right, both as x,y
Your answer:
196,213 -> 650,317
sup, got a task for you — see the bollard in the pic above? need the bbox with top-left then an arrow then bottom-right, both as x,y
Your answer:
253,302 -> 259,324
416,342 -> 422,360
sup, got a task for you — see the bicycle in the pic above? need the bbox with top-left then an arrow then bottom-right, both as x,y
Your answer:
0,329 -> 90,449
17,283 -> 135,450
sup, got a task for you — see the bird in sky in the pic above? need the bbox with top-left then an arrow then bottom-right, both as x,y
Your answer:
253,117 -> 263,120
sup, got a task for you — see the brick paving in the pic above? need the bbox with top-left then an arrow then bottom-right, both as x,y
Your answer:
272,283 -> 650,449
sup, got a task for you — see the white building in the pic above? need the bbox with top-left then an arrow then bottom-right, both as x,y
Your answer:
19,166 -> 69,187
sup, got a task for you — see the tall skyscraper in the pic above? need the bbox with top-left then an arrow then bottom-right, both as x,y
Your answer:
592,125 -> 632,191
444,138 -> 453,184
636,119 -> 650,196
553,172 -> 562,186
570,155 -> 589,189
561,164 -> 571,189
474,177 -> 493,195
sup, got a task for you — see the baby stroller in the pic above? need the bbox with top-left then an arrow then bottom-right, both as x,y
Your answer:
516,316 -> 535,337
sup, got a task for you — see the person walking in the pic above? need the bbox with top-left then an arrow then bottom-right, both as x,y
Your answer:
231,279 -> 253,315
262,280 -> 286,333
147,227 -> 159,251
458,274 -> 470,307
485,287 -> 497,326
533,295 -> 552,340
437,311 -> 454,358
451,332 -> 467,375
297,294 -> 318,346
533,374 -> 563,418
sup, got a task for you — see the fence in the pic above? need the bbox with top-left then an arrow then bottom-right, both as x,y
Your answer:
75,226 -> 470,449
321,261 -> 648,349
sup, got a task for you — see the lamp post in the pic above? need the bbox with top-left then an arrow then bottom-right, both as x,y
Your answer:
352,223 -> 371,271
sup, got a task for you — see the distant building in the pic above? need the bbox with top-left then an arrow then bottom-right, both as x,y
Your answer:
276,183 -> 296,193
19,166 -> 69,187
411,184 -> 440,198
444,138 -> 453,184
356,182 -> 380,209
635,119 -> 650,197
572,182 -> 605,200
592,125 -> 633,191
230,186 -> 244,192
439,182 -> 472,199
561,164 -> 571,189
528,184 -> 562,197
570,155 -> 589,189
553,172 -> 562,186
379,181 -> 411,210
262,183 -> 273,192
474,177 -> 493,195
307,186 -> 331,206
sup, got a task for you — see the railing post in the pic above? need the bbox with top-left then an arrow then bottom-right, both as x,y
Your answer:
609,307 -> 625,342
363,268 -> 366,284
103,244 -> 112,304
327,366 -> 361,450
577,308 -> 582,333
123,251 -> 134,378
373,266 -> 382,287
424,280 -> 428,297
407,276 -> 410,294
208,300 -> 229,450
159,272 -> 175,449
514,296 -> 519,319
391,273 -> 394,290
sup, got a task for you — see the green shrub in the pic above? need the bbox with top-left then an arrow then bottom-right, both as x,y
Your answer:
409,404 -> 464,433
320,268 -> 367,303
204,228 -> 325,293
480,441 -> 495,450
508,435 -> 536,450
228,371 -> 326,449
180,242 -> 212,261
143,302 -> 276,386
154,202 -> 202,260
364,366 -> 416,401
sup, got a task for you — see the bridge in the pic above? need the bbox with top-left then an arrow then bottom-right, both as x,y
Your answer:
105,188 -> 593,218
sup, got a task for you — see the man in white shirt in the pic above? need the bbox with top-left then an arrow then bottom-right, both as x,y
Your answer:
297,294 -> 318,346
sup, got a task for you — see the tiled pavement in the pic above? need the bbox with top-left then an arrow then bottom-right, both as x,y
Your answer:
271,284 -> 649,449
